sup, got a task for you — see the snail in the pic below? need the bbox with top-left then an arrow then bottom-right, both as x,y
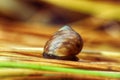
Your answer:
43,25 -> 83,61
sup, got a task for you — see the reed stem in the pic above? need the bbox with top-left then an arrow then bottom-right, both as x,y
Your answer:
0,47 -> 119,57
43,0 -> 120,20
0,62 -> 120,78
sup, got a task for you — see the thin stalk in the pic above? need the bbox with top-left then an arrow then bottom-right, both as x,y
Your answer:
0,62 -> 120,78
1,74 -> 117,80
0,68 -> 43,77
0,47 -> 119,57
0,47 -> 120,63
42,0 -> 120,20
1,54 -> 120,72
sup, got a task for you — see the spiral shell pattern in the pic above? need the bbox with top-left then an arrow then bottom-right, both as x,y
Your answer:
43,25 -> 83,60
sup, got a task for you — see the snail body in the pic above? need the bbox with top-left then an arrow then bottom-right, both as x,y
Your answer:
43,25 -> 83,61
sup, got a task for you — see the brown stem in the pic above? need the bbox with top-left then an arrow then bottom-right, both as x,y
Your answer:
0,52 -> 120,72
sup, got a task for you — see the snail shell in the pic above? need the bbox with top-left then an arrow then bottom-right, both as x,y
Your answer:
43,25 -> 83,61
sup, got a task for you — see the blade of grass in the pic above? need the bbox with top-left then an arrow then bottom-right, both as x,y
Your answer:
1,52 -> 120,72
43,0 -> 120,20
0,62 -> 120,78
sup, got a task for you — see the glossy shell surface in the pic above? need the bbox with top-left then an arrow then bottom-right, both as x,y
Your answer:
43,26 -> 83,58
